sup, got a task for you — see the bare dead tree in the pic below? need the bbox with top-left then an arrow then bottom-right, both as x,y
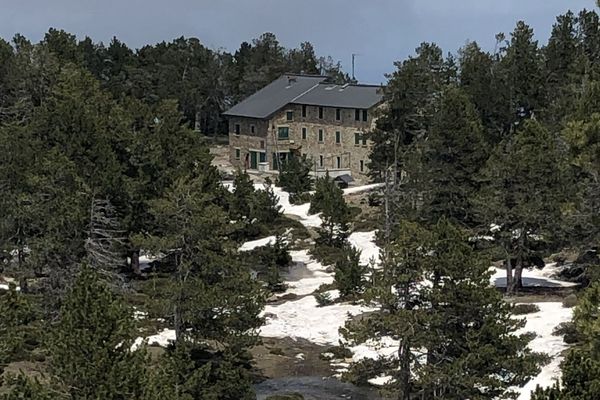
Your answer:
85,198 -> 126,272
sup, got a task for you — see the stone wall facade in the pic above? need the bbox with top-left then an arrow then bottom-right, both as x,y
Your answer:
228,104 -> 377,182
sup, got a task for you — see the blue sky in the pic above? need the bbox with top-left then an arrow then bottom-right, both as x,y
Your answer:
0,0 -> 594,83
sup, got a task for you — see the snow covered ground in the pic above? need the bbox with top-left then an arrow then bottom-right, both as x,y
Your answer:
348,230 -> 380,266
134,184 -> 576,398
516,302 -> 573,399
239,236 -> 277,252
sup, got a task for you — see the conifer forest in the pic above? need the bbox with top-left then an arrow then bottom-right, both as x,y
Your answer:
0,3 -> 599,400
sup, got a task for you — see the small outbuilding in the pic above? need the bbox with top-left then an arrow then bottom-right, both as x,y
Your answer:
333,174 -> 354,189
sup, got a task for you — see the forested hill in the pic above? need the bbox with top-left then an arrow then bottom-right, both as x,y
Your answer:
0,30 -> 349,135
0,6 -> 599,400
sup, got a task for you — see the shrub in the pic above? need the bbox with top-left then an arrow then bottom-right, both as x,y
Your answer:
512,303 -> 540,315
314,292 -> 333,307
335,246 -> 366,299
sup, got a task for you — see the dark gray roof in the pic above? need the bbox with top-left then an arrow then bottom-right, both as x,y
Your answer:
291,83 -> 383,109
223,74 -> 384,119
334,174 -> 354,184
223,74 -> 327,119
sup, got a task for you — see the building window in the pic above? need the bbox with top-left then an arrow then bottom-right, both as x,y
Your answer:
319,155 -> 324,168
302,127 -> 307,140
362,109 -> 368,121
318,107 -> 324,119
318,129 -> 324,142
235,123 -> 241,135
354,132 -> 361,145
260,140 -> 265,149
235,148 -> 240,160
259,152 -> 266,163
360,160 -> 364,172
336,156 -> 341,169
362,135 -> 367,146
278,127 -> 289,139
335,131 -> 341,143
355,109 -> 360,121
336,108 -> 341,121
286,111 -> 294,121
250,124 -> 255,134
302,105 -> 307,117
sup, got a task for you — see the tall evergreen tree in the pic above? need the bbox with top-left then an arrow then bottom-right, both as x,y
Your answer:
48,267 -> 152,400
137,173 -> 265,399
342,220 -> 539,399
476,120 -> 569,293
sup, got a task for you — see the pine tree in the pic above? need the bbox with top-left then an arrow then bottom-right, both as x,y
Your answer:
399,85 -> 488,227
0,288 -> 39,374
277,154 -> 313,203
369,42 -> 451,180
342,220 -> 539,399
137,174 -> 265,399
334,246 -> 366,299
312,174 -> 351,247
476,119 -> 569,294
48,267 -> 152,400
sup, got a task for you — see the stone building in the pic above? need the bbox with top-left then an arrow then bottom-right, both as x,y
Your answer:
223,74 -> 384,182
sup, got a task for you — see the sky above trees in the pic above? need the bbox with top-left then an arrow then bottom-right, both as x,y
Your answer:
0,0 -> 594,83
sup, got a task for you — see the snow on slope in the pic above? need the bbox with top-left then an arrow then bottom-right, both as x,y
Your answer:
239,236 -> 276,251
261,295 -> 370,345
516,302 -> 573,400
348,230 -> 380,266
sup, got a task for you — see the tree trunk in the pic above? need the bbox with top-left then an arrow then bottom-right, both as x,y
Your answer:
505,256 -> 515,295
513,230 -> 526,292
130,249 -> 141,275
398,340 -> 411,400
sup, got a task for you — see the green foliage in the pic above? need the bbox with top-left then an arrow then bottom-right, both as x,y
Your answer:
476,120 -> 569,293
0,374 -> 59,400
334,246 -> 366,299
47,267 -> 152,400
135,173 -> 265,398
314,291 -> 333,307
0,288 -> 40,370
342,220 -> 539,399
246,236 -> 291,292
311,174 -> 351,247
229,171 -> 282,240
512,303 -> 541,315
277,155 -> 313,200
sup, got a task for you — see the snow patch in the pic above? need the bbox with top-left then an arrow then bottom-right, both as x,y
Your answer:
239,236 -> 276,252
491,265 -> 578,288
348,230 -> 380,266
516,302 -> 573,400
